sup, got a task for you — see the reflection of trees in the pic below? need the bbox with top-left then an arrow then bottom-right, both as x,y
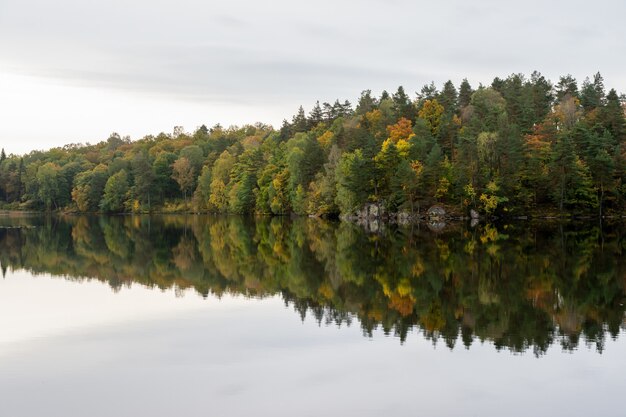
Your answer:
1,215 -> 625,355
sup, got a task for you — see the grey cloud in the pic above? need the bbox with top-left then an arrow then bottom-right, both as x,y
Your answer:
2,0 -> 626,153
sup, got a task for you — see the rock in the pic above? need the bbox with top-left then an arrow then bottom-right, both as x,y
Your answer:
427,221 -> 446,233
397,211 -> 411,226
427,205 -> 446,221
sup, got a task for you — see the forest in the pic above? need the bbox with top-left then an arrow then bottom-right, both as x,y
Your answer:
1,72 -> 625,218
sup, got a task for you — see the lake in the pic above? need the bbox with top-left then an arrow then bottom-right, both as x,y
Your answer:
0,215 -> 625,416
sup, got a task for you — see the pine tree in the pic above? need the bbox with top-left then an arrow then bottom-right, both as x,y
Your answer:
292,106 -> 308,133
308,101 -> 323,127
392,86 -> 414,120
556,75 -> 578,101
529,71 -> 554,124
580,72 -> 606,111
458,79 -> 474,108
602,89 -> 626,142
438,81 -> 458,114
355,90 -> 377,115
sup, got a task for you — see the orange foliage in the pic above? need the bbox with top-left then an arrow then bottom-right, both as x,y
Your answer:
386,117 -> 415,143
388,293 -> 415,317
317,130 -> 334,148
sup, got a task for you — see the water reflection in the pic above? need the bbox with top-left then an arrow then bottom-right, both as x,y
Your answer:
1,215 -> 625,355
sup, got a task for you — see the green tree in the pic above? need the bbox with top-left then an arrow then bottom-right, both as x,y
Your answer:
458,78 -> 473,108
131,151 -> 155,210
36,162 -> 61,210
153,152 -> 178,203
72,164 -> 109,211
336,149 -> 373,214
392,86 -> 414,120
193,165 -> 212,211
100,169 -> 129,212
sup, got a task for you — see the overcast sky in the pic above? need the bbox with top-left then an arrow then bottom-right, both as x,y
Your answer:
1,0 -> 625,154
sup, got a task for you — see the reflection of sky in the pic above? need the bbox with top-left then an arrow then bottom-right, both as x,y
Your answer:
0,269 -> 249,347
1,269 -> 625,417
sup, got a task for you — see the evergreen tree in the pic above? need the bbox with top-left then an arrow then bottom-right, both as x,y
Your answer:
458,79 -> 473,108
556,75 -> 578,101
308,101 -> 323,128
580,72 -> 606,111
292,105 -> 308,133
355,90 -> 377,115
602,89 -> 626,142
438,81 -> 458,114
418,82 -> 438,102
529,71 -> 554,124
392,86 -> 414,120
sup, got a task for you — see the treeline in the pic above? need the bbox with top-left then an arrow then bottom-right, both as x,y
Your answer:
1,215 -> 624,354
1,72 -> 625,217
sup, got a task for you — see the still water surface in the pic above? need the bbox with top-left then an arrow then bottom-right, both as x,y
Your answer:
0,215 -> 625,416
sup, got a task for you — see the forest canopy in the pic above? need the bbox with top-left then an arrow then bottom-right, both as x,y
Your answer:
1,72 -> 625,217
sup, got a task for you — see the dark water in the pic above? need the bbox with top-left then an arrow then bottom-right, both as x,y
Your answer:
0,215 -> 625,416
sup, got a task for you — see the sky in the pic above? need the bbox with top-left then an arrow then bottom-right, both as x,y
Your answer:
1,0 -> 625,155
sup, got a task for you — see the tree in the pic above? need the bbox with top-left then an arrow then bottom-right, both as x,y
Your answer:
355,90 -> 377,115
71,164 -> 108,211
418,99 -> 445,137
308,101 -> 323,127
36,162 -> 61,210
153,152 -> 178,202
458,79 -> 473,108
207,150 -> 236,211
601,89 -> 626,142
438,81 -> 458,113
131,151 -> 155,210
468,88 -> 508,132
292,105 -> 308,133
100,170 -> 129,212
171,157 -> 195,204
477,132 -> 499,177
392,86 -> 414,120
580,72 -> 606,112
391,159 -> 423,214
554,94 -> 582,130
556,75 -> 578,101
229,172 -> 257,214
0,148 -> 5,163
529,71 -> 554,124
418,82 -> 438,102
308,145 -> 341,216
549,134 -> 596,213
180,145 -> 204,174
336,149 -> 373,214
193,165 -> 212,211
374,140 -> 401,211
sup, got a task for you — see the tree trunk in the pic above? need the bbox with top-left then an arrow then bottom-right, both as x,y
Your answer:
599,182 -> 604,219
559,166 -> 565,214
